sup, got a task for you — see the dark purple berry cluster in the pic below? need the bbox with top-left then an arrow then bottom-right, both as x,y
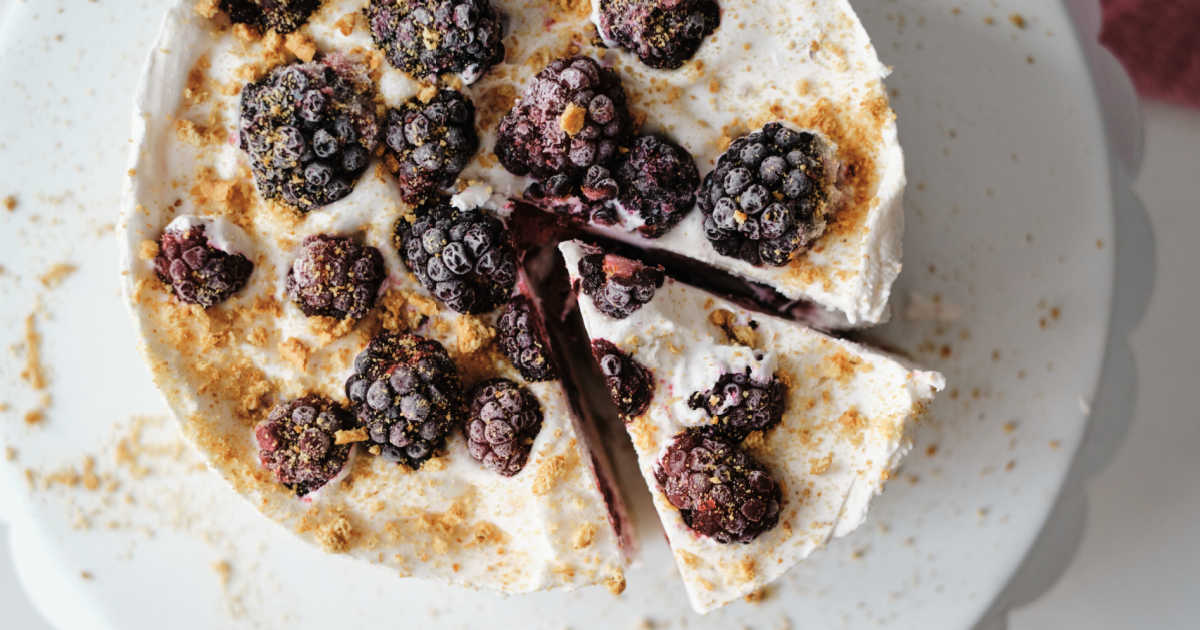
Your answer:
613,134 -> 699,238
365,0 -> 506,83
496,57 -> 632,185
464,378 -> 543,476
254,395 -> 354,496
345,333 -> 465,468
654,427 -> 782,543
578,251 -> 664,320
688,368 -> 787,440
497,295 -> 558,382
395,200 -> 518,314
286,234 -> 385,321
597,0 -> 720,70
383,89 -> 479,202
220,0 -> 320,34
591,339 -> 654,419
154,223 -> 253,308
699,122 -> 830,266
239,59 -> 379,213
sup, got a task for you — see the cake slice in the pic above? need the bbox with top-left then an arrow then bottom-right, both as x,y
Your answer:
559,240 -> 944,612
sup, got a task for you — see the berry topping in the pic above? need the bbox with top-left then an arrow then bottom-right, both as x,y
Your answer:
591,339 -> 654,418
345,333 -> 465,468
383,89 -> 479,202
239,59 -> 379,213
395,200 -> 518,314
654,427 -> 782,543
254,395 -> 354,496
698,122 -> 830,266
497,296 -> 558,382
154,222 -> 253,308
496,57 -> 632,185
688,368 -> 787,440
220,0 -> 319,34
286,234 -> 385,321
365,0 -> 506,83
613,134 -> 699,238
597,0 -> 720,70
464,378 -> 544,476
577,251 -> 665,319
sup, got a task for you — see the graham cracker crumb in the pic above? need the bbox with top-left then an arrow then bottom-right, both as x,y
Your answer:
212,560 -> 232,586
278,337 -> 311,371
334,428 -> 369,445
560,103 -> 587,136
21,313 -> 47,390
139,240 -> 159,261
193,0 -> 219,19
24,409 -> 45,426
315,512 -> 355,553
3,195 -> 16,211
4,447 -> 16,462
39,263 -> 77,289
532,454 -> 569,496
418,84 -> 439,103
452,315 -> 495,356
1009,13 -> 1027,29
744,586 -> 770,603
80,571 -> 94,580
573,522 -> 597,549
284,31 -> 317,62
809,452 -> 833,474
605,572 -> 626,595
334,12 -> 361,36
708,308 -> 758,348
677,549 -> 701,568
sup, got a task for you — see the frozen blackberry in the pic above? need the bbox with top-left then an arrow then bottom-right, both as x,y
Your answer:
688,368 -> 787,440
698,122 -> 830,266
239,58 -> 379,213
154,223 -> 253,308
365,0 -> 506,83
614,134 -> 699,238
496,57 -> 632,185
220,0 -> 320,33
591,339 -> 654,419
395,200 -> 517,314
577,251 -> 664,319
286,234 -> 385,320
383,89 -> 479,202
497,296 -> 558,382
597,0 -> 720,70
345,333 -> 465,468
464,379 -> 543,476
654,427 -> 782,543
254,395 -> 354,496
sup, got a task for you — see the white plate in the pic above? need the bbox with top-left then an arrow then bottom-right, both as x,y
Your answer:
0,1 -> 1114,628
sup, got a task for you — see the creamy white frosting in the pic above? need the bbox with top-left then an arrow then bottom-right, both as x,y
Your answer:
561,241 -> 943,612
165,214 -> 254,257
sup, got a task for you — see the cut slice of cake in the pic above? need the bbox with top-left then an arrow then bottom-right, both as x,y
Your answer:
559,240 -> 944,612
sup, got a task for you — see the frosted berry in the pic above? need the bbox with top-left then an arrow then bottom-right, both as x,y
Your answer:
383,89 -> 479,202
597,0 -> 720,70
688,368 -> 787,440
286,234 -> 385,321
464,379 -> 543,476
497,295 -> 558,382
591,339 -> 654,419
365,0 -> 506,83
254,395 -> 354,496
577,251 -> 664,319
154,223 -> 253,308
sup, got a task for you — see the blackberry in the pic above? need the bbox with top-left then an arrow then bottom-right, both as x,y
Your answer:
365,0 -> 506,83
239,59 -> 379,213
496,57 -> 632,185
577,251 -> 664,319
614,134 -> 699,238
383,89 -> 479,202
688,368 -> 787,440
395,200 -> 517,314
345,333 -> 465,468
654,427 -> 782,543
591,339 -> 654,419
698,122 -> 830,266
464,378 -> 543,476
220,0 -> 320,33
254,395 -> 354,496
286,234 -> 385,320
497,296 -> 558,382
154,222 -> 253,308
597,0 -> 720,70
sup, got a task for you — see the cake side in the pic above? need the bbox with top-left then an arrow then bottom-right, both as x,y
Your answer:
560,240 -> 943,612
118,1 -> 625,594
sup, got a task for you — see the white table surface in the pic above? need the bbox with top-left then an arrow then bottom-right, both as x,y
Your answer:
5,6 -> 1199,630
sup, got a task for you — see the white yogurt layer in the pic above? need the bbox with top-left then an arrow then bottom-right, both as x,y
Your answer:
561,241 -> 943,612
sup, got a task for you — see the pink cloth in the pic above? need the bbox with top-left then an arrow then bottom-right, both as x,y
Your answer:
1100,0 -> 1200,107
